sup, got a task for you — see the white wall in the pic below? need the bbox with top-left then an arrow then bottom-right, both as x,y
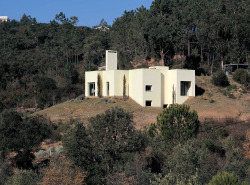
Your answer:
102,70 -> 115,96
129,69 -> 144,106
141,69 -> 162,107
85,64 -> 195,107
85,71 -> 100,97
113,70 -> 129,96
175,69 -> 195,104
106,50 -> 117,70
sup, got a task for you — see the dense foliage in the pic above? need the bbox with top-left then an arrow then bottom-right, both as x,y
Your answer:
233,69 -> 250,89
0,110 -> 51,168
63,107 -> 147,184
0,0 -> 249,110
149,104 -> 200,144
0,0 -> 249,184
212,70 -> 230,87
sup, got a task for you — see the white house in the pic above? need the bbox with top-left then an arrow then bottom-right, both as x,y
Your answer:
85,50 -> 195,108
0,16 -> 8,22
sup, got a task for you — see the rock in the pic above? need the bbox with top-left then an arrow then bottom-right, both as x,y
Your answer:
76,94 -> 85,100
101,97 -> 108,102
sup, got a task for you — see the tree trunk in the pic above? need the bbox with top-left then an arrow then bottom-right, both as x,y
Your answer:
160,48 -> 165,66
221,55 -> 224,71
200,46 -> 203,64
187,39 -> 191,57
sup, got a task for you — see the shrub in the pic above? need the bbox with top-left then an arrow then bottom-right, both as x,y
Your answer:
0,101 -> 5,113
166,139 -> 213,184
228,93 -> 236,99
149,104 -> 200,145
0,110 -> 51,165
233,69 -> 250,86
212,71 -> 229,87
208,172 -> 243,185
5,170 -> 39,185
39,157 -> 86,185
34,76 -> 57,91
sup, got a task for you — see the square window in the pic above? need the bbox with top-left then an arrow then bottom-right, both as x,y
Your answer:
163,104 -> 168,108
145,85 -> 152,91
146,100 -> 152,106
180,81 -> 191,96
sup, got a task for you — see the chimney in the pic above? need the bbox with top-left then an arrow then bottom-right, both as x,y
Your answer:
106,50 -> 117,70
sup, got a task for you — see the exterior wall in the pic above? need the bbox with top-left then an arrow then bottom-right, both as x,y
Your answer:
102,70 -> 115,96
129,69 -> 162,107
85,70 -> 129,97
175,69 -> 195,104
113,70 -> 129,96
165,70 -> 178,105
106,50 -> 117,70
85,65 -> 195,107
150,66 -> 170,107
85,71 -> 101,97
129,69 -> 144,106
141,69 -> 161,107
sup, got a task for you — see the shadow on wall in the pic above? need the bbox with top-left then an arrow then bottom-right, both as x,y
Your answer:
195,85 -> 205,96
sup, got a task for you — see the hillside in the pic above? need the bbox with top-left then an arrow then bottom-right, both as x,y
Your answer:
185,76 -> 250,121
35,76 -> 250,128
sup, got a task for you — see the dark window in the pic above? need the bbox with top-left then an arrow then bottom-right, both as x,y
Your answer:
163,104 -> 168,108
89,82 -> 95,96
107,82 -> 109,96
145,85 -> 152,91
180,81 -> 191,96
146,100 -> 152,106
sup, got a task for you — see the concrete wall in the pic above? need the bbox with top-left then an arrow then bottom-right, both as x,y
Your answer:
113,70 -> 129,96
175,69 -> 195,104
85,71 -> 100,97
106,50 -> 117,70
85,64 -> 195,107
141,69 -> 162,107
129,69 -> 144,106
129,68 -> 162,107
102,70 -> 115,96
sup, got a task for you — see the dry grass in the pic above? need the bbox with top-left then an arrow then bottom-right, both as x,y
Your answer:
185,76 -> 250,121
34,97 -> 162,129
34,76 -> 250,129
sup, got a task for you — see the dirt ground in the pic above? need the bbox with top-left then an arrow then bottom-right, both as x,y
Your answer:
34,76 -> 250,158
35,76 -> 249,128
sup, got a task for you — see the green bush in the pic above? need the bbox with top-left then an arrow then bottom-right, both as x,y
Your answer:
228,93 -> 236,99
212,71 -> 229,87
233,69 -> 250,86
149,104 -> 200,144
208,172 -> 244,185
5,170 -> 39,185
166,139 -> 212,184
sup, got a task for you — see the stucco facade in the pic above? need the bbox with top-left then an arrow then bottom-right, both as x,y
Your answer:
85,50 -> 195,108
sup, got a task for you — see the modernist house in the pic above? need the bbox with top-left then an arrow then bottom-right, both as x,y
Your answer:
85,50 -> 195,108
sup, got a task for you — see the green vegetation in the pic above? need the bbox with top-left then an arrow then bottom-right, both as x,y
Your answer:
208,172 -> 246,185
63,107 -> 146,184
0,110 -> 51,168
0,0 -> 249,110
233,69 -> 250,90
212,71 -> 230,87
149,104 -> 200,145
0,0 -> 249,184
0,106 -> 249,185
5,170 -> 39,185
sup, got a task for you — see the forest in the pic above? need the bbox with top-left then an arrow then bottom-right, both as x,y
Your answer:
0,0 -> 249,110
0,0 -> 249,184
